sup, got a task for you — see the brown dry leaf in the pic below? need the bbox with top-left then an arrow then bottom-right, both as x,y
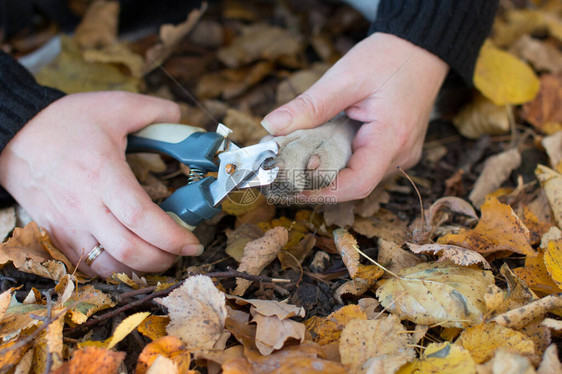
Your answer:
225,223 -> 264,262
333,228 -> 359,278
492,294 -> 562,329
438,196 -> 536,257
537,344 -> 562,374
228,296 -> 305,319
428,196 -> 478,224
276,63 -> 330,105
536,165 -> 562,228
143,4 -> 206,74
136,336 -> 191,374
126,153 -> 167,182
73,0 -> 119,49
339,315 -> 415,373
457,322 -> 537,364
304,305 -> 367,345
252,313 -> 305,355
378,237 -> 424,274
522,74 -> 562,135
514,249 -> 562,296
0,206 -> 15,242
155,275 -> 229,349
323,201 -> 355,227
352,209 -> 409,244
542,131 -> 562,171
511,35 -> 562,74
396,342 -> 476,374
0,288 -> 12,321
334,265 -> 384,303
222,343 -> 347,374
518,204 -> 555,246
83,43 -> 145,77
217,23 -> 303,68
50,347 -> 125,374
223,108 -> 269,146
376,262 -> 494,328
406,242 -> 491,269
279,233 -> 316,270
453,94 -> 510,139
233,227 -> 288,296
137,315 -> 170,341
469,148 -> 522,207
354,185 -> 391,218
474,40 -> 540,106
33,311 -> 65,373
492,9 -> 546,48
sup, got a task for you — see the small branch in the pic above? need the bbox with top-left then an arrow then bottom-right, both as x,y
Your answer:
198,267 -> 291,283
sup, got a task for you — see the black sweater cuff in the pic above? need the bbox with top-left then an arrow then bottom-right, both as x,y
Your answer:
371,0 -> 499,85
0,51 -> 65,205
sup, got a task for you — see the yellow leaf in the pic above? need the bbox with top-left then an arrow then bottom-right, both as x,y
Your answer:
138,315 -> 170,341
106,312 -> 150,349
514,250 -> 562,296
536,165 -> 562,229
0,339 -> 31,372
136,336 -> 190,374
438,196 -> 536,257
544,240 -> 562,289
456,322 -> 536,364
474,40 -> 540,105
339,315 -> 415,373
333,228 -> 359,278
304,305 -> 366,345
222,191 -> 268,216
396,342 -> 476,374
33,311 -> 65,373
376,262 -> 494,328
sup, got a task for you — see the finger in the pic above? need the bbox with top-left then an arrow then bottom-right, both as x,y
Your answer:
89,206 -> 179,273
261,67 -> 364,136
100,162 -> 203,256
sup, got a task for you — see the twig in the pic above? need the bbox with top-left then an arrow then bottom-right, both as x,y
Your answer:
119,286 -> 157,300
196,267 -> 291,283
397,166 -> 427,232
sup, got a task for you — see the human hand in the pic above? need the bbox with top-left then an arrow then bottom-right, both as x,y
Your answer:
261,33 -> 449,201
0,92 -> 203,277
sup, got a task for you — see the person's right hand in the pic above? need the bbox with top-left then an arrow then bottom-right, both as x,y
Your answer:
0,91 -> 203,277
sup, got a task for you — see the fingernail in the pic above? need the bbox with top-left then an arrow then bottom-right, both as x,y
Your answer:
182,244 -> 204,256
261,110 -> 293,134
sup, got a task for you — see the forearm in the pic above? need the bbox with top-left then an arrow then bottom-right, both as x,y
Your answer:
371,0 -> 499,84
0,51 -> 65,205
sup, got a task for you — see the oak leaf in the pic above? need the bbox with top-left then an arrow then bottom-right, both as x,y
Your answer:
233,227 -> 288,296
376,262 -> 494,328
339,315 -> 415,373
406,243 -> 491,269
456,322 -> 537,364
396,342 -> 475,374
155,275 -> 229,350
474,40 -> 540,106
438,196 -> 536,257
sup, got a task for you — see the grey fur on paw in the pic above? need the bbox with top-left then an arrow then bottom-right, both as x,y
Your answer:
263,115 -> 360,197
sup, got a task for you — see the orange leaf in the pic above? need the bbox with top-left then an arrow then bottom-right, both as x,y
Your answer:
50,347 -> 125,374
438,196 -> 536,257
304,305 -> 367,345
136,336 -> 190,374
514,250 -> 562,296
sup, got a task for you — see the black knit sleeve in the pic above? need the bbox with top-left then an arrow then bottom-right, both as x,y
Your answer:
0,51 -> 66,206
370,0 -> 499,85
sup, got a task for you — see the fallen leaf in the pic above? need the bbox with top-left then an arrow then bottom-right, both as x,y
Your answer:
276,63 -> 330,105
83,43 -> 145,77
456,322 -> 537,364
378,237 -> 424,274
13,346 -> 34,374
0,339 -> 32,372
453,94 -> 510,139
339,315 -> 415,373
492,9 -> 546,48
279,233 -> 316,270
252,313 -> 305,355
136,336 -> 190,374
225,223 -> 264,262
536,165 -> 562,228
145,355 -> 178,374
406,243 -> 491,269
396,342 -> 476,374
323,201 -> 355,228
233,227 -> 288,296
228,296 -> 305,319
143,5 -> 206,74
50,347 -> 125,374
522,74 -> 562,135
333,228 -> 359,278
483,350 -> 534,374
155,275 -> 229,349
334,265 -> 384,303
544,238 -> 562,288
353,210 -> 409,244
107,312 -> 150,349
217,23 -> 302,68
438,196 -> 536,257
492,294 -> 562,329
474,40 -> 540,106
33,311 -> 65,373
511,35 -> 562,74
514,249 -> 562,296
223,108 -> 269,146
0,289 -> 12,321
469,148 -> 522,208
126,153 -> 167,182
73,0 -> 119,49
537,344 -> 562,374
354,184 -> 391,218
0,206 -> 15,242
66,285 -> 116,326
542,131 -> 562,172
137,315 -> 170,341
376,262 -> 494,328
304,305 -> 367,345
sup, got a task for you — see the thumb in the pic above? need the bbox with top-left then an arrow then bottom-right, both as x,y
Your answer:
261,72 -> 359,136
